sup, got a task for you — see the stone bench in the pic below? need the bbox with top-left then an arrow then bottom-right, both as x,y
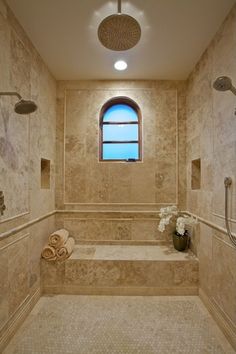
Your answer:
41,244 -> 199,296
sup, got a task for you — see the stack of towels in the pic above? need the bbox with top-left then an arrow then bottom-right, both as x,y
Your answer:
41,229 -> 75,262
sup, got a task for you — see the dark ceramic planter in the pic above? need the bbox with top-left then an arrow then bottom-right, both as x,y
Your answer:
173,231 -> 189,251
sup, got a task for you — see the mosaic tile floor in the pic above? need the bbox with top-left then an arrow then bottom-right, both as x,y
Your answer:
3,295 -> 235,354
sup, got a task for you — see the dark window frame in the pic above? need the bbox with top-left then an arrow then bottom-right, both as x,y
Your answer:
99,96 -> 142,162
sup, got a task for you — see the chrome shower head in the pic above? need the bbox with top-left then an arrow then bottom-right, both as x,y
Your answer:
213,76 -> 236,95
14,99 -> 37,114
0,91 -> 37,114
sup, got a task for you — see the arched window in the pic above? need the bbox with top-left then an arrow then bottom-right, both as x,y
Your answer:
99,97 -> 142,161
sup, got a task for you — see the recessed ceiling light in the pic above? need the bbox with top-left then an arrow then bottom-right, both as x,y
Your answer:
114,60 -> 127,71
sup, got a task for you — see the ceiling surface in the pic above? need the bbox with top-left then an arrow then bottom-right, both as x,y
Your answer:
6,0 -> 235,80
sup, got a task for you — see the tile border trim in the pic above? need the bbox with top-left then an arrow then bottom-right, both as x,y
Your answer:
1,209 -> 236,242
0,210 -> 56,240
42,285 -> 199,296
184,211 -> 236,241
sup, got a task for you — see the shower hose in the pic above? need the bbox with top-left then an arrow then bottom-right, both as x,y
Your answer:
224,177 -> 236,247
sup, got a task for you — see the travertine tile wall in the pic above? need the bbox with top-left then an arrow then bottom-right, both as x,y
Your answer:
55,211 -> 175,243
56,80 -> 187,241
57,80 -> 187,207
186,3 -> 236,343
0,0 -> 56,345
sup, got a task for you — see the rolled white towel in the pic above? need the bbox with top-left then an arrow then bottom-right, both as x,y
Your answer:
56,237 -> 75,261
41,245 -> 57,261
48,229 -> 69,249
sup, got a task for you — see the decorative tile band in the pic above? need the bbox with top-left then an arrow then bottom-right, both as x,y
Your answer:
184,211 -> 236,241
0,211 -> 56,240
1,209 -> 235,244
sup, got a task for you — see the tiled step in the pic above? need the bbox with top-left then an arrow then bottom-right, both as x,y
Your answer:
41,244 -> 199,296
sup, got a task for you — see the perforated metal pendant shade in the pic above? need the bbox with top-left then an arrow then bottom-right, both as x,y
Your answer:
98,0 -> 141,51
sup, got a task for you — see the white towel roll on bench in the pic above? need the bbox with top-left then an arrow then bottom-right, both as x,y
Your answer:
48,229 -> 69,249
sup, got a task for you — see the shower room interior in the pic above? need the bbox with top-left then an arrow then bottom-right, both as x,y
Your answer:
0,0 -> 236,353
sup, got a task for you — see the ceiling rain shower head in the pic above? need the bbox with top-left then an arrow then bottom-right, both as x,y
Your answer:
213,76 -> 236,96
0,91 -> 37,114
98,0 -> 141,51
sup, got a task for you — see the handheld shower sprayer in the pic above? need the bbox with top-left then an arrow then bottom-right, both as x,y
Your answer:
213,76 -> 236,115
0,91 -> 37,114
224,177 -> 236,248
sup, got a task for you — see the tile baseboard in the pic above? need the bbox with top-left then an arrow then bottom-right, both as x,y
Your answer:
199,288 -> 236,351
0,288 -> 40,353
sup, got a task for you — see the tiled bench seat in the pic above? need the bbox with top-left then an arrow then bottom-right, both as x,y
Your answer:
41,244 -> 199,296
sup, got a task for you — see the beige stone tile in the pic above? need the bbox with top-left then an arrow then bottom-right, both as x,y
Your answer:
86,244 -> 197,261
41,260 -> 65,288
10,29 -> 30,97
40,244 -> 199,291
87,164 -> 110,203
0,247 -> 9,330
186,190 -> 200,215
64,219 -> 113,241
212,236 -> 236,326
131,220 -> 162,241
198,224 -> 213,297
198,191 -> 213,220
111,220 -> 132,240
62,85 -> 180,205
155,154 -> 177,204
212,142 -> 236,217
8,236 -> 29,316
0,0 -> 56,347
109,164 -> 132,203
65,163 -> 88,203
201,158 -> 213,191
0,10 -> 10,92
63,258 -> 198,289
29,216 -> 55,293
130,161 -> 156,203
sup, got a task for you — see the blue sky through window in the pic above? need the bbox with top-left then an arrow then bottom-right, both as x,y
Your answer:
103,143 -> 139,160
103,124 -> 138,141
102,102 -> 139,160
103,104 -> 138,122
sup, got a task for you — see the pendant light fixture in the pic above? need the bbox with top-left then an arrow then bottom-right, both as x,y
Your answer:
98,0 -> 141,51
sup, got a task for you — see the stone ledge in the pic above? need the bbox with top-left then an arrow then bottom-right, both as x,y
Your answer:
42,285 -> 199,296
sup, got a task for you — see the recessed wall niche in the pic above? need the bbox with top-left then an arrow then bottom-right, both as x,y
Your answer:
41,158 -> 51,189
191,158 -> 201,190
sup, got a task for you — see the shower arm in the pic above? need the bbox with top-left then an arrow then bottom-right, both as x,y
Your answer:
224,177 -> 236,247
118,0 -> 121,14
230,86 -> 236,96
0,92 -> 22,100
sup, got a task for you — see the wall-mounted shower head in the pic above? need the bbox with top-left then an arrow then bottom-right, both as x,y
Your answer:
213,76 -> 236,96
14,99 -> 37,114
0,91 -> 37,114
